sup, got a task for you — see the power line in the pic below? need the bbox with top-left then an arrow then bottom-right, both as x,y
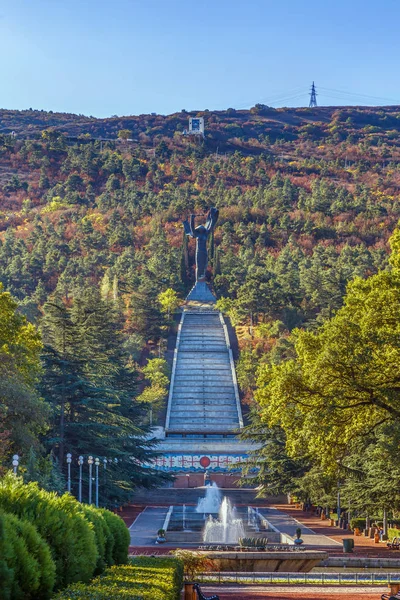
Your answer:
318,86 -> 399,104
208,83 -> 400,113
234,86 -> 306,109
268,92 -> 309,106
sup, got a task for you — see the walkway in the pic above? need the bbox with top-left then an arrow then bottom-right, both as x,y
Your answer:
129,507 -> 168,546
258,507 -> 341,547
275,504 -> 400,557
200,585 -> 385,599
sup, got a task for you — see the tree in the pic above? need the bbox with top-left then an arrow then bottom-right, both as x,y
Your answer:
40,301 -> 79,463
255,265 -> 400,470
137,358 -> 169,426
129,286 -> 163,342
180,230 -> 190,288
0,283 -> 42,383
41,292 -> 165,504
117,129 -> 132,140
158,288 -> 181,319
0,284 -> 48,462
240,409 -> 311,498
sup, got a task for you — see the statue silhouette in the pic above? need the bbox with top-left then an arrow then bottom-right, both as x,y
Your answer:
183,207 -> 219,281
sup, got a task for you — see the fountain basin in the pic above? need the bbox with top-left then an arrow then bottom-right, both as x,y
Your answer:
197,550 -> 328,573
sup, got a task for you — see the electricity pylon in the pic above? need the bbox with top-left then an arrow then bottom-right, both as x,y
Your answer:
309,81 -> 317,107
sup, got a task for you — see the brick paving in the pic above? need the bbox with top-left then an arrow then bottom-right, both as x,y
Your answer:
275,505 -> 400,557
117,503 -> 143,528
200,585 -> 385,599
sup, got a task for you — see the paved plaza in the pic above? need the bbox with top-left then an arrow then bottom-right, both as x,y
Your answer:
128,507 -> 169,546
258,507 -> 341,547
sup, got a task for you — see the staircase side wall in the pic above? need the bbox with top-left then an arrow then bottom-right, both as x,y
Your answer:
165,311 -> 185,430
219,312 -> 244,429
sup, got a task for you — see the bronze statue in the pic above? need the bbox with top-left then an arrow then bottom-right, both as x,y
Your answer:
183,207 -> 219,281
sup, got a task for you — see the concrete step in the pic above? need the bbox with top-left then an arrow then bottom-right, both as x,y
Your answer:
170,409 -> 238,416
171,400 -> 236,406
174,390 -> 236,404
131,487 -> 286,505
166,309 -> 241,433
169,418 -> 238,422
172,386 -> 236,392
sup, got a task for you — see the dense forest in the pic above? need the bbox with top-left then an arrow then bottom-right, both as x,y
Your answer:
1,103 -> 400,510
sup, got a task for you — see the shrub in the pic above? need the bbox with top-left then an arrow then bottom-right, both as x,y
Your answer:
98,508 -> 130,565
0,475 -> 97,589
3,512 -> 39,599
350,517 -> 383,531
238,537 -> 268,548
387,528 -> 400,541
54,557 -> 184,600
80,505 -> 114,573
170,549 -> 211,582
0,513 -> 15,600
0,510 -> 56,599
41,198 -> 69,213
9,511 -> 56,598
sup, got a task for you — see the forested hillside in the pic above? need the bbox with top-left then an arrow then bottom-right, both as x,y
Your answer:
1,103 -> 400,504
1,106 -> 400,361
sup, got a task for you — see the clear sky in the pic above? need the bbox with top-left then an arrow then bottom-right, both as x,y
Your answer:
1,0 -> 399,117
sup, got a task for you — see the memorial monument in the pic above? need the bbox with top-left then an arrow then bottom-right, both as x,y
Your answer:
183,207 -> 219,281
183,207 -> 219,303
153,206 -> 257,484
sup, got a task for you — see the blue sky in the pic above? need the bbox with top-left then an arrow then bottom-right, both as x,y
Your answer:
0,0 -> 399,117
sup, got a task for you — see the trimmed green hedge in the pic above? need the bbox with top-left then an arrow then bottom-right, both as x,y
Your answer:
387,528 -> 400,540
0,475 -> 97,588
0,474 -> 130,593
0,510 -> 56,600
80,505 -> 114,574
54,557 -> 184,600
350,517 -> 400,531
98,508 -> 130,565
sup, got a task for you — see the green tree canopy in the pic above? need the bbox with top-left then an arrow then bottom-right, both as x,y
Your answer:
0,284 -> 48,462
255,227 -> 400,473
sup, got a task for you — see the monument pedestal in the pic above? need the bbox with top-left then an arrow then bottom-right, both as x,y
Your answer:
186,280 -> 216,303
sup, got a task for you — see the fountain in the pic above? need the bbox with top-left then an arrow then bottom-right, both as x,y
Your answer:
130,481 -> 329,572
196,482 -> 222,514
203,496 -> 245,544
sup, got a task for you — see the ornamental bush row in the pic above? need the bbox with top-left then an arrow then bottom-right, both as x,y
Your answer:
54,558 -> 184,600
0,474 -> 130,598
350,517 -> 400,531
0,510 -> 56,600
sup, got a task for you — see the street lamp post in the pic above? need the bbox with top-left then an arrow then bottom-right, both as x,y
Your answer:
66,453 -> 72,493
12,454 -> 19,475
88,456 -> 94,504
78,456 -> 83,502
95,458 -> 100,507
103,458 -> 107,504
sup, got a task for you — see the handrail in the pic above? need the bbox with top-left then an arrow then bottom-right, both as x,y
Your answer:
196,571 -> 400,585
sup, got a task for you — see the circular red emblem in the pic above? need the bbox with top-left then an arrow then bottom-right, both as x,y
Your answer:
199,456 -> 211,468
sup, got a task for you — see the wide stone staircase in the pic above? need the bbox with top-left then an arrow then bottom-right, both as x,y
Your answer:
130,486 -> 286,506
166,311 -> 242,433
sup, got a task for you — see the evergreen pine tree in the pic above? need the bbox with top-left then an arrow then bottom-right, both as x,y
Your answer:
180,229 -> 190,289
41,291 -> 166,505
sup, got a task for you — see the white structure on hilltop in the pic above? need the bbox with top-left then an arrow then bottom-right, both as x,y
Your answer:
185,116 -> 204,137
